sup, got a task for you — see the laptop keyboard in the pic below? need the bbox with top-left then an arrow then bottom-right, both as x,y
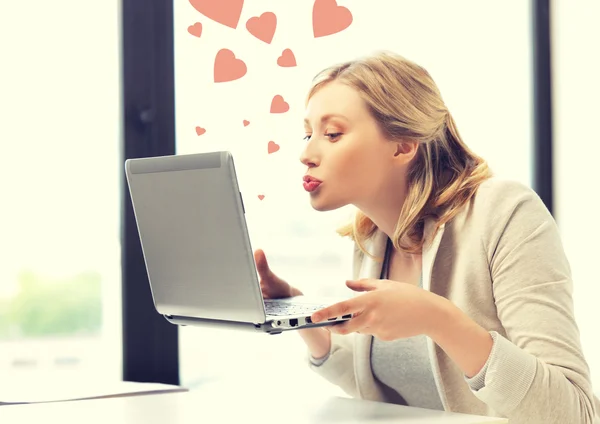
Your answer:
264,299 -> 328,316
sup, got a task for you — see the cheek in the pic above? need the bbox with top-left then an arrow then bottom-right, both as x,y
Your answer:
328,144 -> 365,185
332,140 -> 386,189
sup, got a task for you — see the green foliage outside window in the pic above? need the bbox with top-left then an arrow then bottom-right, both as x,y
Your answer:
0,270 -> 102,339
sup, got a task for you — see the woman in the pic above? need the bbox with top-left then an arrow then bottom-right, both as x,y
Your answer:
254,51 -> 599,423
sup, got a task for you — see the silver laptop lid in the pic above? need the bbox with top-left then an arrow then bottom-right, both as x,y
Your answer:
124,151 -> 266,324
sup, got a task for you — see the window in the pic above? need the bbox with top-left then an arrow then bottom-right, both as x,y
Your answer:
0,1 -> 122,383
174,0 -> 532,390
552,0 -> 600,389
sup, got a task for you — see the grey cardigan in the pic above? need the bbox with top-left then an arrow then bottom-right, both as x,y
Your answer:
307,178 -> 600,423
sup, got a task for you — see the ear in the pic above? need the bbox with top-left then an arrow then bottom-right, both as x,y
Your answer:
392,140 -> 419,164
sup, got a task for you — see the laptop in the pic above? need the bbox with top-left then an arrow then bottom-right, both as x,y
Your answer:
124,151 -> 352,334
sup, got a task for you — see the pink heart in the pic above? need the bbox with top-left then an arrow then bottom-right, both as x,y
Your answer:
270,95 -> 289,113
258,195 -> 265,200
312,0 -> 353,38
246,12 -> 277,44
214,49 -> 247,83
277,49 -> 297,67
188,0 -> 244,29
195,126 -> 206,136
243,120 -> 250,126
187,22 -> 203,37
268,141 -> 280,154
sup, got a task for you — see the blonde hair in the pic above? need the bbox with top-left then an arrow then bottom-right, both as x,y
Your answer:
306,51 -> 492,257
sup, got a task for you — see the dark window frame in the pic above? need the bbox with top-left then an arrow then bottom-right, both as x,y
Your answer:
121,0 -> 178,384
120,0 -> 553,384
532,0 -> 554,214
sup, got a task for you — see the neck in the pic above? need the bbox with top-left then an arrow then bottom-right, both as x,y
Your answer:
354,182 -> 408,242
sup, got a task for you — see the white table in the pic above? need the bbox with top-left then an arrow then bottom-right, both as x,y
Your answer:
0,380 -> 507,423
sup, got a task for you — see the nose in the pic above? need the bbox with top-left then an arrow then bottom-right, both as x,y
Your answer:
300,138 -> 320,168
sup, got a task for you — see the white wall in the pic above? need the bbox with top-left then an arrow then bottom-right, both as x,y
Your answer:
552,0 -> 600,390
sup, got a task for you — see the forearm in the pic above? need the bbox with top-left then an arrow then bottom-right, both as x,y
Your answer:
427,296 -> 493,378
298,327 -> 331,360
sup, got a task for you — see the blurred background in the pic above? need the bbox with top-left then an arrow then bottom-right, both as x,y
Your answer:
0,0 -> 598,397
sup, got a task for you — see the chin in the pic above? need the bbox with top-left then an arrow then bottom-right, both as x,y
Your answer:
310,202 -> 334,212
309,194 -> 345,212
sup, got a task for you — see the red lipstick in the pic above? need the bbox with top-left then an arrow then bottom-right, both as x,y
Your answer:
303,175 -> 322,192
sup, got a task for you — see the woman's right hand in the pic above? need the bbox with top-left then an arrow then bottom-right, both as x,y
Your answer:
254,249 -> 303,299
255,249 -> 331,359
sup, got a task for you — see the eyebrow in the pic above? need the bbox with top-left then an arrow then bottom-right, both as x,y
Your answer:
303,113 -> 349,125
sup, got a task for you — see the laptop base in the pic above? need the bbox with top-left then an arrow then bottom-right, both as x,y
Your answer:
163,314 -> 349,335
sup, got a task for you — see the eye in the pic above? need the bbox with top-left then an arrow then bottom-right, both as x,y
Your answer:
325,132 -> 342,141
303,134 -> 312,141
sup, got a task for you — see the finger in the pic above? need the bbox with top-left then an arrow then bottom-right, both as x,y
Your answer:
329,312 -> 371,336
311,299 -> 362,323
346,279 -> 380,292
254,249 -> 273,278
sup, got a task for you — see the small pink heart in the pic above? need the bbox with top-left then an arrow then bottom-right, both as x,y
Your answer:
267,141 -> 280,154
246,12 -> 277,44
187,22 -> 203,37
270,95 -> 289,113
195,126 -> 206,136
312,0 -> 353,38
243,120 -> 250,126
277,49 -> 297,67
258,195 -> 265,200
214,49 -> 247,83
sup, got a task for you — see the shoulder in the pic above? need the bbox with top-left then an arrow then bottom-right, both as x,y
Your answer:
468,177 -> 556,248
471,177 -> 551,221
474,177 -> 541,206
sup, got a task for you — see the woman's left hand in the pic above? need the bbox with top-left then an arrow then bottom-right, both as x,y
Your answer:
311,278 -> 447,341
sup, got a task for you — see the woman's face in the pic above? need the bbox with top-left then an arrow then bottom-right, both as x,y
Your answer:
300,81 -> 403,212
